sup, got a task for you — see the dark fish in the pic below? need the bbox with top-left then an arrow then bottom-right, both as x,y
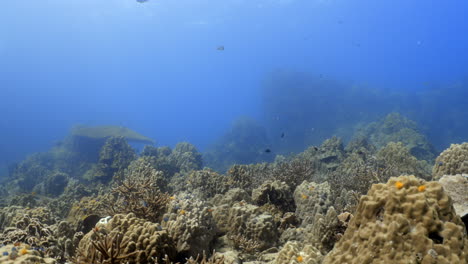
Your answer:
265,149 -> 271,153
137,0 -> 148,3
217,45 -> 225,51
281,132 -> 285,138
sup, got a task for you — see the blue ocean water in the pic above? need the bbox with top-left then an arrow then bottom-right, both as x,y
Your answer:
1,0 -> 467,174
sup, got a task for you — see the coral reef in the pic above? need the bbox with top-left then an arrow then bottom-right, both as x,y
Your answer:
323,175 -> 468,263
274,241 -> 323,264
76,213 -> 176,264
432,142 -> 468,180
354,112 -> 437,161
161,197 -> 217,259
141,142 -> 203,180
0,244 -> 57,264
293,181 -> 333,226
212,201 -> 279,251
187,169 -> 229,199
330,141 -> 431,197
103,167 -> 171,222
84,136 -> 136,182
252,180 -> 295,213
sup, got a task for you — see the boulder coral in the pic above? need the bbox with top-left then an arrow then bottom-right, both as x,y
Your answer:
432,142 -> 468,180
323,175 -> 468,264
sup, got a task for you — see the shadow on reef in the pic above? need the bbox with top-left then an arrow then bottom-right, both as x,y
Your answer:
0,124 -> 467,263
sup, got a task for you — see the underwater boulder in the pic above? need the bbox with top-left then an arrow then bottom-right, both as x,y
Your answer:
71,125 -> 154,144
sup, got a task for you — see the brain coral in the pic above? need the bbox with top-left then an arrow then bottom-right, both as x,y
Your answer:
323,175 -> 468,264
433,142 -> 468,180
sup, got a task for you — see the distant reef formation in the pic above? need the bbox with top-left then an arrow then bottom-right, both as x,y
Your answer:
353,112 -> 438,162
71,125 -> 155,144
0,124 -> 467,263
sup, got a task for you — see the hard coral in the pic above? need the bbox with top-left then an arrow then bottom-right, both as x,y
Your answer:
432,142 -> 468,180
323,175 -> 468,264
103,167 -> 170,222
77,213 -> 176,264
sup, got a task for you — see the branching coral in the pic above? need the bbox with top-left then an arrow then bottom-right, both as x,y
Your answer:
103,170 -> 170,222
73,230 -> 139,264
228,234 -> 262,255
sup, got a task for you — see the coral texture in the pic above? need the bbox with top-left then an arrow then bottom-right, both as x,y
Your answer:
274,241 -> 323,264
76,213 -> 176,264
323,175 -> 468,264
433,142 -> 468,180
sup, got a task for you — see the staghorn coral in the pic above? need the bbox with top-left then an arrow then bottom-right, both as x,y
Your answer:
73,230 -> 139,264
227,233 -> 262,255
103,168 -> 171,223
432,142 -> 468,180
323,175 -> 468,264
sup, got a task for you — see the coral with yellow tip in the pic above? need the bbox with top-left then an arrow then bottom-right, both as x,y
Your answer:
323,175 -> 468,264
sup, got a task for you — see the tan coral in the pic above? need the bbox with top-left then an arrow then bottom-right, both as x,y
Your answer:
76,213 -> 176,264
274,241 -> 323,264
433,142 -> 468,180
323,175 -> 468,264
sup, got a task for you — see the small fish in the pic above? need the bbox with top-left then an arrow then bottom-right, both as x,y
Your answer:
179,209 -> 186,215
163,217 -> 169,222
217,45 -> 224,51
137,0 -> 148,3
264,149 -> 271,153
301,194 -> 309,199
280,132 -> 285,138
141,200 -> 148,207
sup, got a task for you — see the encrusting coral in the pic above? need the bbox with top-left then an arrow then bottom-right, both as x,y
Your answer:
323,175 -> 468,264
